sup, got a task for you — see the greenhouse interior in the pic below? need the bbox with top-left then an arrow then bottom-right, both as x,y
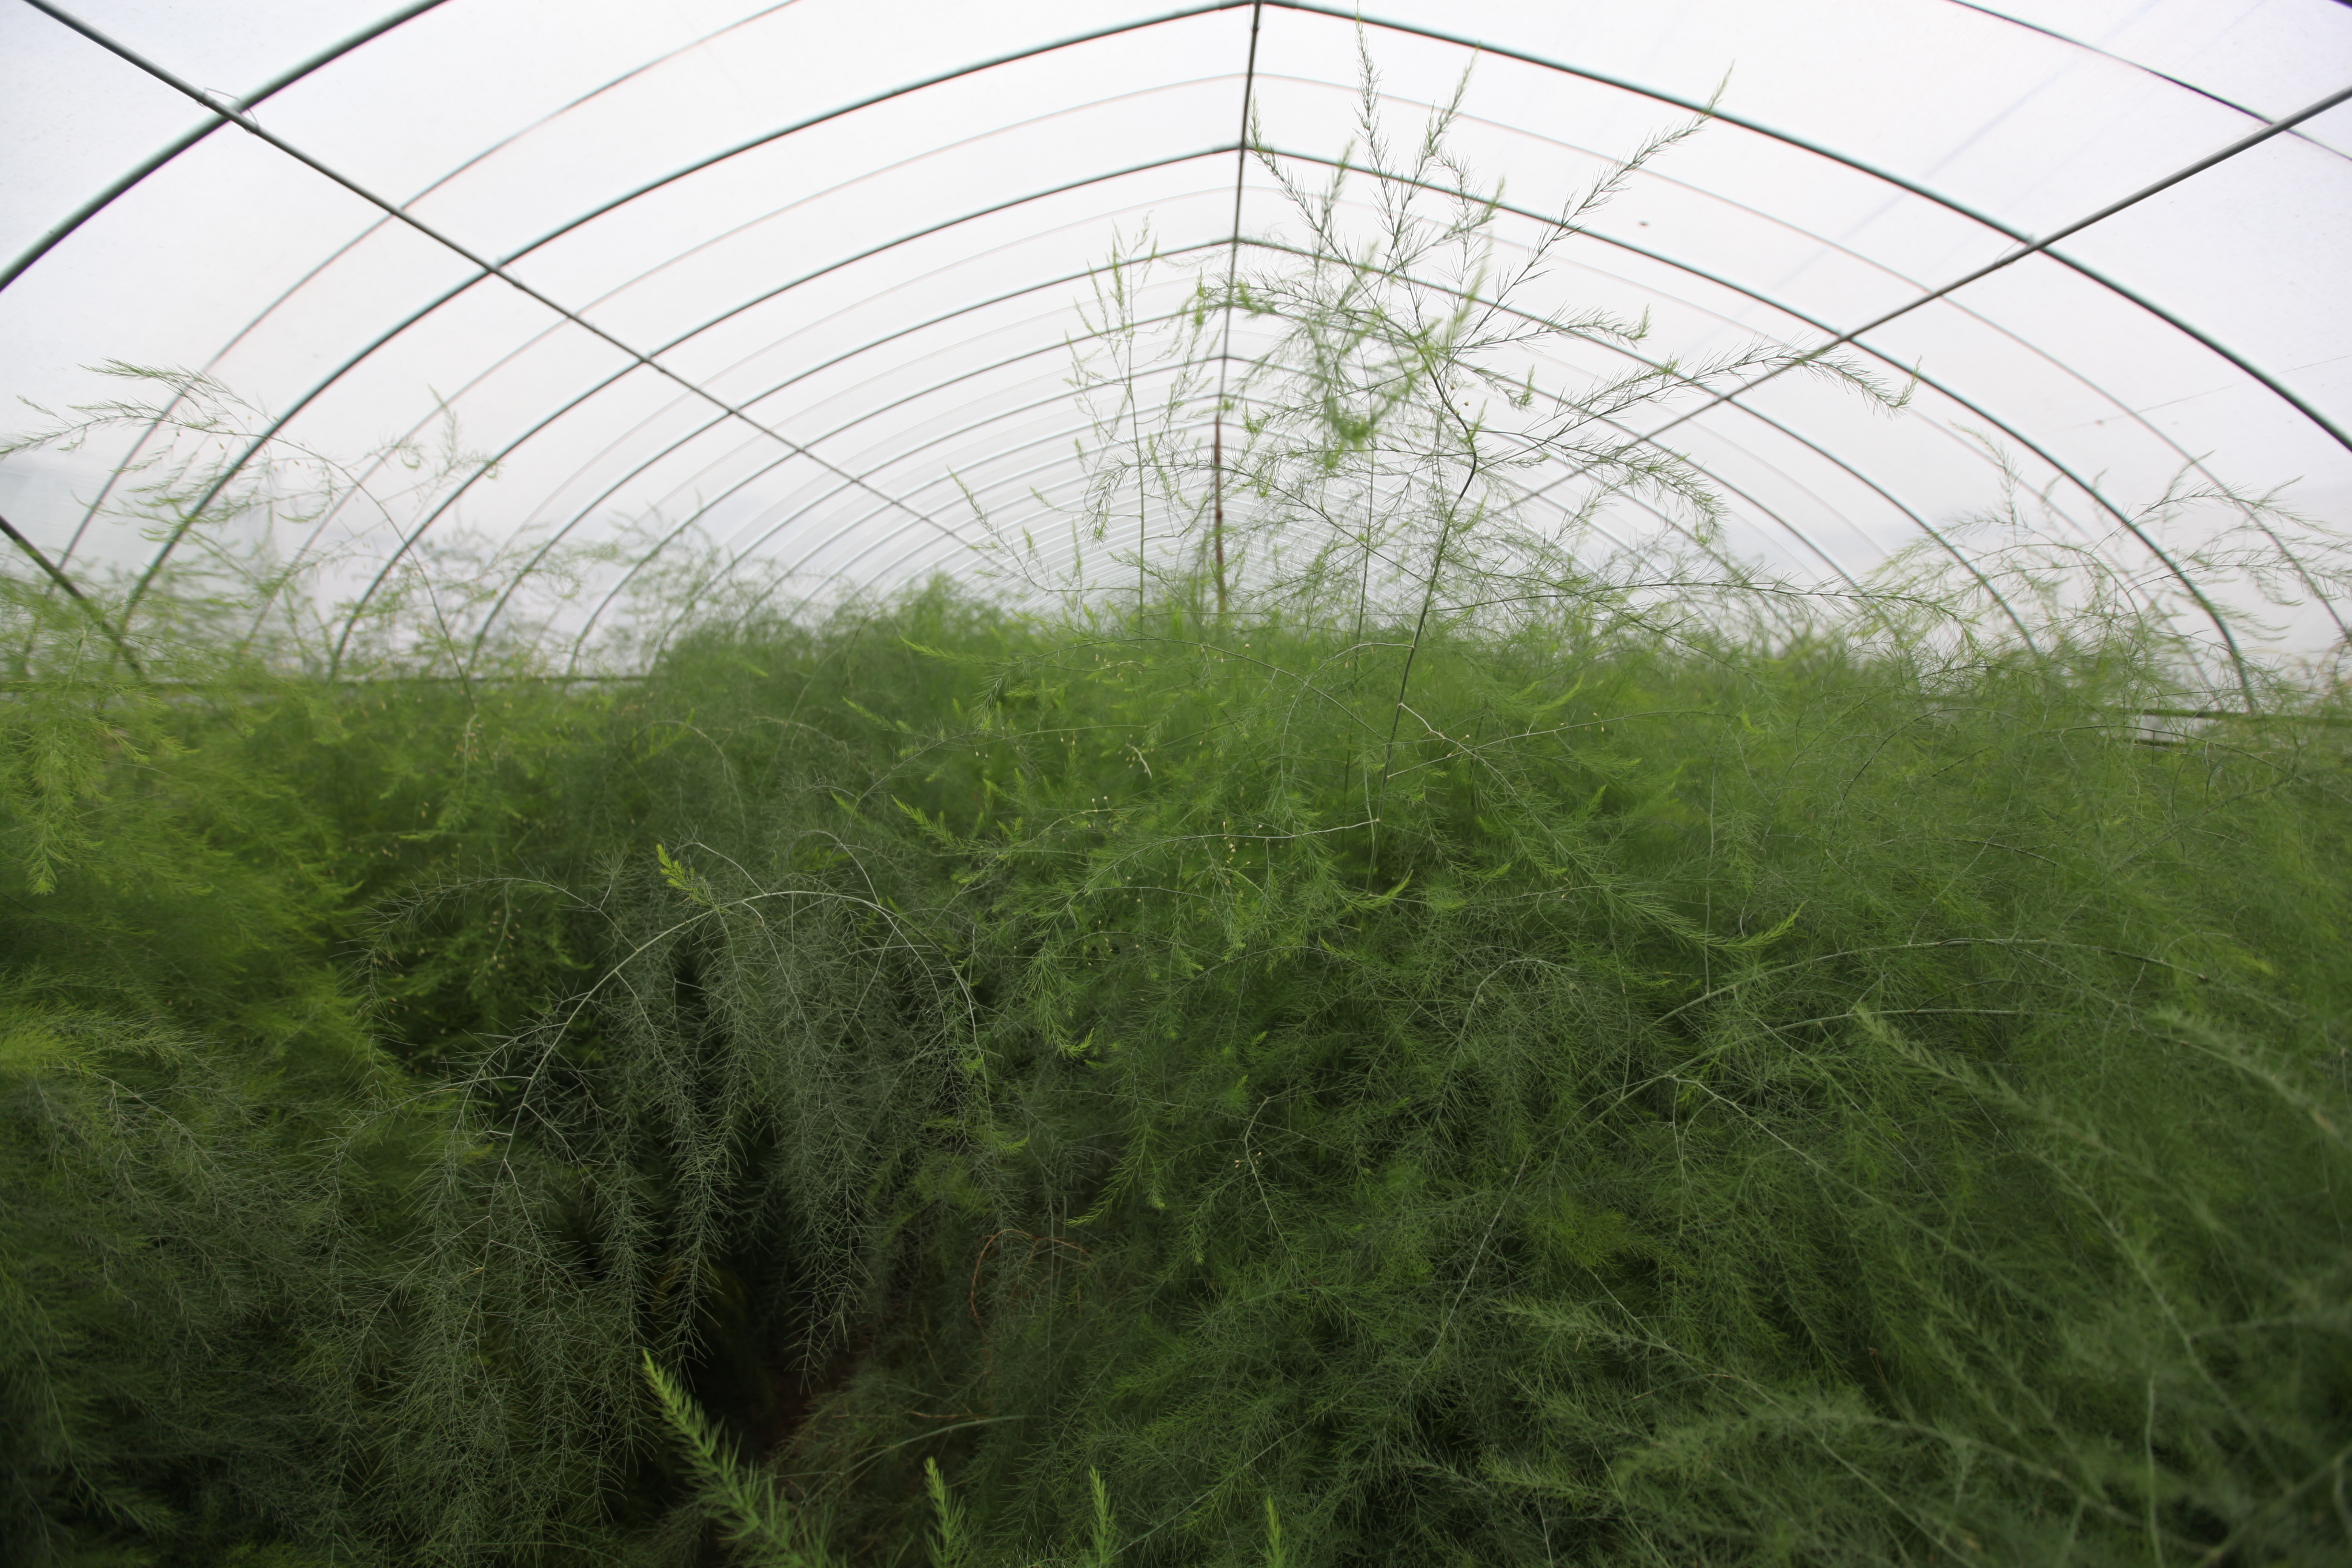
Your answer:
3,1 -> 2351,1563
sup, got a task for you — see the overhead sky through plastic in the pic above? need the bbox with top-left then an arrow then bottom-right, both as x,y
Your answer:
2,0 -> 2348,659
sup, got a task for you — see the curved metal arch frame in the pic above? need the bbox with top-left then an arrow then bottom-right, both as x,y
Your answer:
435,149 -> 2187,671
1305,88 -> 2350,643
268,167 -> 1243,658
690,344 -> 2273,674
679,353 -> 2036,665
288,114 -> 2349,678
194,128 -> 2226,676
165,61 -> 2279,647
5,0 -> 2338,679
644,346 -> 1826,587
691,292 -> 1887,583
52,0 -> 813,570
0,0 -> 456,293
175,69 -> 1368,618
1242,157 -> 2260,684
1234,165 -> 2193,554
1245,160 -> 2292,689
290,242 -> 1200,644
25,0 -> 2335,592
315,146 -> 1267,672
475,91 -> 2298,667
707,392 -> 1946,666
1944,0 -> 2352,156
495,292 -> 1911,672
764,389 -> 1831,600
33,0 -> 2352,489
1285,0 -> 2352,457
629,399 -> 1679,661
245,137 -> 1249,646
640,308 -> 2016,652
552,292 -> 1894,664
521,197 -> 2246,672
0,509 -> 144,673
442,314 -> 1678,673
22,0 -> 981,624
397,169 -> 2193,674
478,299 -> 1185,663
1592,78 -> 2352,471
251,168 -> 2217,684
32,0 -> 2314,611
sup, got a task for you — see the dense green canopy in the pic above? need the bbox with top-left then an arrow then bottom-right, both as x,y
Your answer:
5,16 -> 2351,1562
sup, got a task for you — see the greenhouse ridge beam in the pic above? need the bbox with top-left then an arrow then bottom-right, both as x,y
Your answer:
16,0 -> 966,623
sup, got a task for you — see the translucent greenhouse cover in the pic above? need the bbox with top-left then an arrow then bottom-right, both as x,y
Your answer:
2,0 -> 2349,672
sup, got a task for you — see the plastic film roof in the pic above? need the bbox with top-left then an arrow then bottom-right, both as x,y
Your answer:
3,0 -> 2350,668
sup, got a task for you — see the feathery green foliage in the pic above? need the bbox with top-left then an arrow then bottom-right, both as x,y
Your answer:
3,52 -> 2350,1568
642,1352 -> 832,1568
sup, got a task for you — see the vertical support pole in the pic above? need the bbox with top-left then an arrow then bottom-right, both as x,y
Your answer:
1212,417 -> 1228,617
1209,3 -> 1263,623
